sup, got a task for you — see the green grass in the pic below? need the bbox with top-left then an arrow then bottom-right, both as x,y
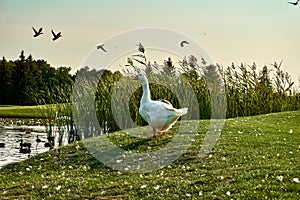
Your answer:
0,105 -> 63,118
0,111 -> 299,199
0,105 -> 48,118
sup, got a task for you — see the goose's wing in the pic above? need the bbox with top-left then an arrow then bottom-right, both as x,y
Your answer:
139,100 -> 181,129
38,27 -> 43,33
159,99 -> 172,105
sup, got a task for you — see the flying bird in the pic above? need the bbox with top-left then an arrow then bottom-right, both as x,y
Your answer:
288,0 -> 300,5
32,26 -> 43,37
51,29 -> 62,41
97,44 -> 107,52
180,40 -> 189,47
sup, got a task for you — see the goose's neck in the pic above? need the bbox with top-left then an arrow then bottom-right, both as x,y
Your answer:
141,79 -> 151,103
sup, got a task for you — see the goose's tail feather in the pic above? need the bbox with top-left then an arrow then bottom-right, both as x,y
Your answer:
179,108 -> 188,116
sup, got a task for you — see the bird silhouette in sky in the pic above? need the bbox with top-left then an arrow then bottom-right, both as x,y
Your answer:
180,40 -> 189,47
288,0 -> 300,5
97,44 -> 107,52
32,26 -> 43,37
51,29 -> 62,41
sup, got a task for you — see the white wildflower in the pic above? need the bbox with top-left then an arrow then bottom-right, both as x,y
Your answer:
199,191 -> 203,196
277,175 -> 283,182
42,185 -> 48,189
186,193 -> 191,197
69,165 -> 73,169
116,159 -> 122,163
293,178 -> 299,183
226,191 -> 231,196
289,129 -> 293,134
154,185 -> 160,190
56,185 -> 61,190
140,185 -> 147,189
220,176 -> 224,180
26,168 -> 30,171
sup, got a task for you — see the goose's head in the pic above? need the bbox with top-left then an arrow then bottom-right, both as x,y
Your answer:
133,74 -> 148,83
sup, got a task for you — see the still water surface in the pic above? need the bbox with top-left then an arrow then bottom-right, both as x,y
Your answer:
0,126 -> 52,169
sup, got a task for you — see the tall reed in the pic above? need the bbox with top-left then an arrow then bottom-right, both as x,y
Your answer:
88,47 -> 300,135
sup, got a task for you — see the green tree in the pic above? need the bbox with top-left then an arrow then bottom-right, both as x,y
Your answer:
0,57 -> 14,104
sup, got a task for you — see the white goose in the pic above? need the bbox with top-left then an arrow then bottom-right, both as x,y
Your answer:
133,74 -> 188,137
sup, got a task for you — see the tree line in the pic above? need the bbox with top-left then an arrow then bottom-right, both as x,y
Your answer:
0,51 -> 74,105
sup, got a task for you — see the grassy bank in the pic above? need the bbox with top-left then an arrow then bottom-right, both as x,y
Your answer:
0,105 -> 48,118
0,104 -> 66,119
0,111 -> 299,199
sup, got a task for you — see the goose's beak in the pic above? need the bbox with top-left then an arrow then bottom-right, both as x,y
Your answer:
133,75 -> 139,80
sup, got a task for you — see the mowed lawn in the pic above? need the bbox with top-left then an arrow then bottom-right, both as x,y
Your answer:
0,111 -> 299,199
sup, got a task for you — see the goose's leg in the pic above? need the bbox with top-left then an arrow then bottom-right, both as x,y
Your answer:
152,128 -> 157,138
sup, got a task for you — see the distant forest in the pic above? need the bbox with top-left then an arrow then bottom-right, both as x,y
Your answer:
0,51 -> 74,105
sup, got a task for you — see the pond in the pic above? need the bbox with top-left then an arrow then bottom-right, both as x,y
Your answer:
0,124 -> 71,169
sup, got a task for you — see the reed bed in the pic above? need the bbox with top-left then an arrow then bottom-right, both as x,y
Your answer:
92,45 -> 299,134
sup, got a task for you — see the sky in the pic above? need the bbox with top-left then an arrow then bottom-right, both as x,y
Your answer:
1,0 -> 300,83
